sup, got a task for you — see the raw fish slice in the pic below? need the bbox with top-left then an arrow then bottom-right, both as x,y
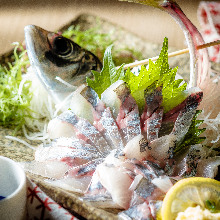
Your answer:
128,160 -> 172,208
67,159 -> 103,178
85,171 -> 107,196
45,176 -> 91,193
101,80 -> 126,118
123,134 -> 150,161
47,116 -> 78,139
151,176 -> 173,193
71,85 -> 106,124
102,81 -> 141,145
79,86 -> 124,149
69,85 -> 97,124
131,159 -> 165,179
49,110 -> 111,156
145,108 -> 163,142
148,134 -> 176,168
35,145 -> 89,167
96,107 -> 124,150
115,83 -> 141,145
95,154 -> 134,209
150,89 -> 204,164
80,86 -> 106,116
130,177 -> 166,208
82,171 -> 121,209
141,85 -> 163,120
35,137 -> 99,165
171,89 -> 203,144
130,160 -> 172,202
92,153 -> 169,210
69,86 -> 123,150
21,160 -> 70,179
129,175 -> 156,206
96,163 -> 133,209
140,85 -> 163,141
174,144 -> 206,177
149,94 -> 200,168
119,201 -> 162,220
117,106 -> 141,145
196,156 -> 220,178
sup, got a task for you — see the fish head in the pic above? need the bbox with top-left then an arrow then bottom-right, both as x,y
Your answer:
24,25 -> 102,104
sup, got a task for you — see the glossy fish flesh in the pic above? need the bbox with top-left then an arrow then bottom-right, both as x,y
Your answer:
23,81 -> 210,218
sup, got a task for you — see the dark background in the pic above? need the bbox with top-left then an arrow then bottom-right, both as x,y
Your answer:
0,0 -> 215,54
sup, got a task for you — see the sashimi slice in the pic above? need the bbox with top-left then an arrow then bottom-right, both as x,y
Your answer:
95,107 -> 124,150
102,81 -> 141,145
45,176 -> 91,193
196,156 -> 220,178
35,137 -> 98,164
21,160 -> 69,179
145,108 -> 163,142
174,144 -> 206,177
48,110 -> 111,156
96,162 -> 133,209
123,134 -> 150,161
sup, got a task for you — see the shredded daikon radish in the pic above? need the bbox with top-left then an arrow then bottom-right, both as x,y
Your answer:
5,135 -> 35,150
19,67 -> 63,142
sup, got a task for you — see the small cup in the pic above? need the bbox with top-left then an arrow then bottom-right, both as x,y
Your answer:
0,156 -> 27,220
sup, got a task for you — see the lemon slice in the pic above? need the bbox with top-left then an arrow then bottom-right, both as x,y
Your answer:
161,177 -> 220,220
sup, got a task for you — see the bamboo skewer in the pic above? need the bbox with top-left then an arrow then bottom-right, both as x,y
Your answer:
121,40 -> 220,69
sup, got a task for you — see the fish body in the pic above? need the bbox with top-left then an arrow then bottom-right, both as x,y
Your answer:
24,25 -> 102,104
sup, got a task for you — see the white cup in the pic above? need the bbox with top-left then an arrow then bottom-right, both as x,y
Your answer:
0,156 -> 27,220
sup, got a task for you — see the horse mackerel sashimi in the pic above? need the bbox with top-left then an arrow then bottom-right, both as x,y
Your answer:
23,0 -> 220,219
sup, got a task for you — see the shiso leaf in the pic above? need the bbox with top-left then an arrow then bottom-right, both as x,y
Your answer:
87,37 -> 188,113
86,45 -> 124,97
123,37 -> 187,112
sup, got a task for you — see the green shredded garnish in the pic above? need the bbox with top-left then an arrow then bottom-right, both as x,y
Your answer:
0,43 -> 32,132
174,110 -> 206,154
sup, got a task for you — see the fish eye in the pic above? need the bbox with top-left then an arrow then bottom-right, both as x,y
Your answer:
53,37 -> 72,56
85,54 -> 91,60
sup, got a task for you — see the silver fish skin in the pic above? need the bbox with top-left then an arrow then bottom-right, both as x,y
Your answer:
24,25 -> 102,104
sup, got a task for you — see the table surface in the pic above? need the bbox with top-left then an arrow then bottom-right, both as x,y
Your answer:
0,0 -> 213,55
